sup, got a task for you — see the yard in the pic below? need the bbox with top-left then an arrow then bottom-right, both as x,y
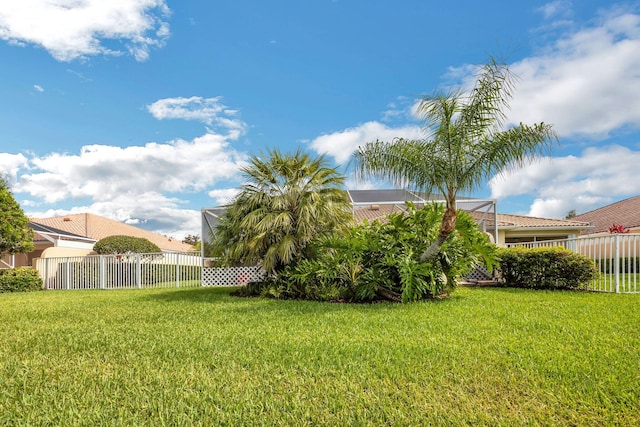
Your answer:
0,286 -> 638,425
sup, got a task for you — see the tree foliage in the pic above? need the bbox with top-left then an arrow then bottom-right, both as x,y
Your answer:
0,177 -> 34,256
182,233 -> 201,250
93,235 -> 161,254
242,203 -> 498,302
211,149 -> 352,274
354,58 -> 556,263
0,267 -> 42,292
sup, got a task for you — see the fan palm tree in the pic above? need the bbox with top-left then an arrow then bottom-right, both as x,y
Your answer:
212,149 -> 352,274
354,59 -> 557,263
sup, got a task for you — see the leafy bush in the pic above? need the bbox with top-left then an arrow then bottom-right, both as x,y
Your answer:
497,247 -> 598,290
0,268 -> 43,293
93,235 -> 161,255
245,203 -> 497,303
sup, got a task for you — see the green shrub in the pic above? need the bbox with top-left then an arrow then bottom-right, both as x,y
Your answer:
93,235 -> 161,255
0,268 -> 43,293
258,202 -> 498,303
497,247 -> 598,290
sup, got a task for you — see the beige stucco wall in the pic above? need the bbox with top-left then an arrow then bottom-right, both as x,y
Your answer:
39,247 -> 95,260
498,229 -> 581,246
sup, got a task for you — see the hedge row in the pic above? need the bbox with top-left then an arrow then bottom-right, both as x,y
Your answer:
0,268 -> 43,293
497,247 -> 598,290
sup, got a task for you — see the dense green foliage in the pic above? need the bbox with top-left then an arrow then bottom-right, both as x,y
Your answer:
0,287 -> 637,425
0,177 -> 34,256
211,149 -> 352,274
354,59 -> 556,262
93,235 -> 161,254
242,203 -> 497,302
0,267 -> 42,292
497,247 -> 599,290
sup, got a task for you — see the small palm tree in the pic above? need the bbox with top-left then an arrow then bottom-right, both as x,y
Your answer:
212,149 -> 352,274
354,59 -> 557,262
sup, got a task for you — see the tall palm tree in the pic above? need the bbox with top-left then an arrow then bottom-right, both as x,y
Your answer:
212,149 -> 352,274
354,59 -> 557,263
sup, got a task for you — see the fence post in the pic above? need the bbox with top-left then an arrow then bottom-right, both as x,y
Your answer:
614,234 -> 620,293
136,254 -> 142,289
100,256 -> 106,290
65,258 -> 70,290
44,259 -> 49,290
176,254 -> 181,288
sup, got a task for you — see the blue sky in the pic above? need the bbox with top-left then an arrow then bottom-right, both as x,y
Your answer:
1,0 -> 639,239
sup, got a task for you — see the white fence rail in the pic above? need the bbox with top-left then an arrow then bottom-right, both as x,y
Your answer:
506,234 -> 640,293
37,252 -> 203,290
35,252 -> 266,290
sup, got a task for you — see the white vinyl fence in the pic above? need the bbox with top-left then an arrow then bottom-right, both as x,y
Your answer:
35,252 -> 266,290
506,234 -> 640,293
36,252 -> 203,290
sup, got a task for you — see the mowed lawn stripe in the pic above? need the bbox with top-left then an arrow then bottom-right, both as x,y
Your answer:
0,287 -> 638,425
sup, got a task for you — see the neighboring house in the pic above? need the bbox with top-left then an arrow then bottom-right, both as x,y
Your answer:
469,212 -> 592,245
1,222 -> 97,269
202,189 -> 591,247
30,213 -> 194,253
572,196 -> 640,235
353,203 -> 591,245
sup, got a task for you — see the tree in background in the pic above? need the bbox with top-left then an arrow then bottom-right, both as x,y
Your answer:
211,149 -> 352,274
0,177 -> 34,259
182,234 -> 201,250
355,58 -> 556,263
93,235 -> 161,254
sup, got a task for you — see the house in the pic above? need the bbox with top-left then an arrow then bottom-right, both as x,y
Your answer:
25,213 -> 194,266
469,212 -> 592,244
202,189 -> 592,247
352,203 -> 591,245
1,222 -> 97,269
572,196 -> 640,235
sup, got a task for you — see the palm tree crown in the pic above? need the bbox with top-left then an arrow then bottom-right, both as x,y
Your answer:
354,59 -> 557,262
212,149 -> 352,274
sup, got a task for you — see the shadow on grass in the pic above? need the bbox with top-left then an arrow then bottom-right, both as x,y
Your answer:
142,286 -> 237,303
143,285 -> 460,317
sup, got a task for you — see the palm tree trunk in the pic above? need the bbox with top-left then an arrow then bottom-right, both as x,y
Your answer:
420,205 -> 457,263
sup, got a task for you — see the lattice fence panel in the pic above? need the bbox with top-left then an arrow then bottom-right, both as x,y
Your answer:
202,265 -> 265,287
466,266 -> 494,282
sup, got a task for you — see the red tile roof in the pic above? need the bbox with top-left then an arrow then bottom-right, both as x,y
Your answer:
572,196 -> 640,234
30,213 -> 194,252
353,204 -> 591,231
471,212 -> 591,230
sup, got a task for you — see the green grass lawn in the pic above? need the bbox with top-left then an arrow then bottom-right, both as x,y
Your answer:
0,287 -> 638,426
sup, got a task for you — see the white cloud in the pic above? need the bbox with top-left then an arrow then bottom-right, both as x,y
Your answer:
461,5 -> 640,220
147,96 -> 247,137
14,131 -> 248,239
0,0 -> 171,62
207,188 -> 240,206
537,0 -> 573,20
0,152 -> 29,184
490,145 -> 640,218
506,7 -> 640,138
16,132 -> 247,203
33,84 -> 44,92
309,121 -> 423,164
